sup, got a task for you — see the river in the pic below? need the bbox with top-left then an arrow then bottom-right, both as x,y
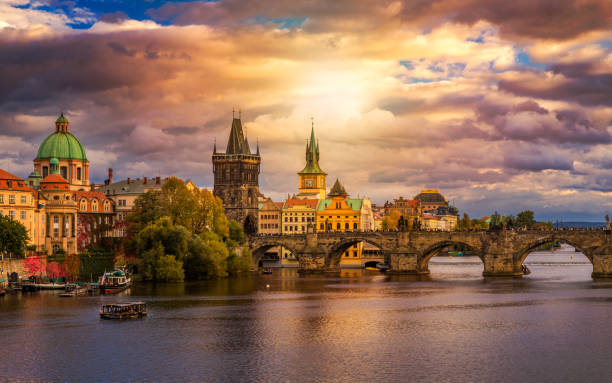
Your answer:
1,251 -> 612,382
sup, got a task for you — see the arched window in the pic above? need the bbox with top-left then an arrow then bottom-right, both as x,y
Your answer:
345,222 -> 349,230
336,222 -> 341,230
104,201 -> 110,212
80,199 -> 87,211
92,199 -> 98,211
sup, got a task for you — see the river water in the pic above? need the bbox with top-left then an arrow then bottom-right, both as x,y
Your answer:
1,251 -> 612,383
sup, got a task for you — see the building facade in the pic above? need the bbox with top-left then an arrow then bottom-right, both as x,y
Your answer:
33,113 -> 90,191
39,167 -> 78,255
316,179 -> 375,267
74,191 -> 115,251
0,169 -> 45,252
212,114 -> 261,233
95,170 -> 166,238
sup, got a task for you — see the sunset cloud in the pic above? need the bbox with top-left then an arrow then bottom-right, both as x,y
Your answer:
1,0 -> 612,220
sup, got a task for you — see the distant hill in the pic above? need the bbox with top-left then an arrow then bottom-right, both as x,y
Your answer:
554,222 -> 605,229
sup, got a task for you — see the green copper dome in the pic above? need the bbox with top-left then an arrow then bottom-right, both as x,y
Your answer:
36,113 -> 87,161
36,132 -> 87,160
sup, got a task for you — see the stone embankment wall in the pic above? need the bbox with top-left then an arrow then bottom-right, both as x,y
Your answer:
0,258 -> 26,285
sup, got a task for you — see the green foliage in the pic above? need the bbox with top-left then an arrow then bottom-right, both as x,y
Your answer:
78,249 -> 115,281
0,215 -> 29,258
184,233 -> 229,280
457,213 -> 472,230
228,220 -> 247,244
155,255 -> 185,282
516,210 -> 536,229
226,246 -> 253,275
128,177 -> 248,282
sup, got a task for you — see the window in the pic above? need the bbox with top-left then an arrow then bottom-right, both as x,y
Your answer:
92,200 -> 98,211
353,223 -> 358,230
77,167 -> 81,180
104,201 -> 110,212
9,195 -> 15,204
9,210 -> 15,219
301,217 -> 305,222
53,215 -> 59,238
60,166 -> 68,179
42,166 -> 48,178
0,195 -> 3,203
80,200 -> 87,211
20,195 -> 27,204
345,223 -> 349,230
320,223 -> 324,230
353,251 -> 357,258
336,222 -> 341,230
20,211 -> 26,219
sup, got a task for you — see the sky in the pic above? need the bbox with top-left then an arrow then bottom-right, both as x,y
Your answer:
1,0 -> 612,221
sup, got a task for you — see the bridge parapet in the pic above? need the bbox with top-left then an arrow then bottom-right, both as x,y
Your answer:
248,229 -> 612,278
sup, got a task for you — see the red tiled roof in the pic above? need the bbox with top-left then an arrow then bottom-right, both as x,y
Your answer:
0,169 -> 37,192
0,169 -> 22,181
41,174 -> 69,184
73,190 -> 113,213
283,198 -> 318,209
275,202 -> 284,209
40,174 -> 70,191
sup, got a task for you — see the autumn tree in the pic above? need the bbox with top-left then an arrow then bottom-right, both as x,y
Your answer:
516,210 -> 536,229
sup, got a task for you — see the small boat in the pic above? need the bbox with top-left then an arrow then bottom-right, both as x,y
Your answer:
99,268 -> 131,294
262,268 -> 273,274
521,264 -> 531,275
100,302 -> 147,320
35,282 -> 66,290
376,263 -> 390,272
365,267 -> 379,271
59,283 -> 87,297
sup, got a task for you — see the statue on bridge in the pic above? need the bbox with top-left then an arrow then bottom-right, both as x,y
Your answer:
606,214 -> 610,230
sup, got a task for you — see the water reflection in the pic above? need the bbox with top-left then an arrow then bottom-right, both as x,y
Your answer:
1,253 -> 612,382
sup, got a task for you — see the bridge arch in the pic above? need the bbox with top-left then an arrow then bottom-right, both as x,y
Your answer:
514,237 -> 593,269
327,237 -> 387,269
418,240 -> 483,272
250,241 -> 300,267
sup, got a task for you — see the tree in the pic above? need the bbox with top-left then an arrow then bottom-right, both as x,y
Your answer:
228,220 -> 247,245
516,210 -> 536,229
226,246 -> 253,275
155,255 -> 185,282
24,256 -> 45,277
0,215 -> 29,258
381,211 -> 402,230
457,213 -> 472,231
183,232 -> 229,279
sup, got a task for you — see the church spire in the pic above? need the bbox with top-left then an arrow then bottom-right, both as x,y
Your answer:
298,119 -> 326,175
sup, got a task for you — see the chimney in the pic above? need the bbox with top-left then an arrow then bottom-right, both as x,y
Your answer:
108,168 -> 113,184
90,184 -> 95,191
155,176 -> 160,184
127,177 -> 131,184
143,177 -> 147,184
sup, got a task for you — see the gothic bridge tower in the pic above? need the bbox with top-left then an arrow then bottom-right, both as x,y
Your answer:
212,112 -> 261,233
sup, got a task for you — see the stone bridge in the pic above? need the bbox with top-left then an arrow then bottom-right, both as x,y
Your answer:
249,230 -> 612,278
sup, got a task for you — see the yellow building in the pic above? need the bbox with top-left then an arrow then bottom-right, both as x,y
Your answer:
297,125 -> 326,199
39,162 -> 78,255
0,169 -> 45,252
316,179 -> 373,268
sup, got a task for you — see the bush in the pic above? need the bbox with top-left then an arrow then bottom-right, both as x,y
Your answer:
155,255 -> 184,282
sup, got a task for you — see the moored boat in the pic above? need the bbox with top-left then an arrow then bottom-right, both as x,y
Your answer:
262,268 -> 273,274
376,263 -> 390,272
59,283 -> 87,297
100,302 -> 147,319
99,268 -> 131,294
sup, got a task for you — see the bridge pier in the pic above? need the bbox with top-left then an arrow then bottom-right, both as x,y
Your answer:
482,253 -> 521,277
591,253 -> 612,278
387,250 -> 420,274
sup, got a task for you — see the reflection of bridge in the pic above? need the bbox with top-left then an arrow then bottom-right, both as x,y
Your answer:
250,230 -> 612,277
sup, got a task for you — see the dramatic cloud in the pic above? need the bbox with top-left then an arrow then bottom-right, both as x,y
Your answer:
1,0 -> 612,220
